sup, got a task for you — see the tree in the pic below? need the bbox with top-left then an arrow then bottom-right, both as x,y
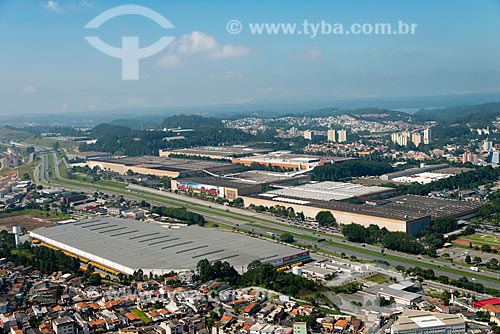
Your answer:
481,244 -> 492,253
430,217 -> 458,234
279,233 -> 295,243
342,223 -> 369,243
463,225 -> 475,236
297,211 -> 305,221
486,258 -> 499,270
315,211 -> 336,227
294,314 -> 318,329
196,259 -> 238,285
231,197 -> 244,207
465,255 -> 472,264
379,296 -> 394,307
88,273 -> 102,285
473,256 -> 482,266
381,232 -> 424,254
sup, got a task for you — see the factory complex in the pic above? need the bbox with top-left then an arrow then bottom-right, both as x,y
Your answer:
85,150 -> 482,236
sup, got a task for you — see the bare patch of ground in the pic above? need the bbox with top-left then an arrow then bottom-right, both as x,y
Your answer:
0,214 -> 57,232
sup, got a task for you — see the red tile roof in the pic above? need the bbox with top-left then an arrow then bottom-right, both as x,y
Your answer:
473,298 -> 500,308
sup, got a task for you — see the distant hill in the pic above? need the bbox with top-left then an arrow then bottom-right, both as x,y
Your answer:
343,108 -> 411,122
160,115 -> 223,129
413,101 -> 500,127
286,107 -> 411,122
109,116 -> 165,130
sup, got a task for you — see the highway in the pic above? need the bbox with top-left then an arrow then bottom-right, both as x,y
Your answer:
39,152 -> 50,183
33,148 -> 500,290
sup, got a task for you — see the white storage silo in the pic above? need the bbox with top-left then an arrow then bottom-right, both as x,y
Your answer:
292,266 -> 302,276
12,225 -> 21,247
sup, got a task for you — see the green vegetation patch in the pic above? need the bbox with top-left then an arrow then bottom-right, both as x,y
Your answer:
460,234 -> 500,246
365,273 -> 390,284
131,308 -> 152,324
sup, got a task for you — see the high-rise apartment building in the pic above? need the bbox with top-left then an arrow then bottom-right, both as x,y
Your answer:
327,129 -> 336,142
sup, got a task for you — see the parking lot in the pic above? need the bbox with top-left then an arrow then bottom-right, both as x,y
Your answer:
275,217 -> 342,235
436,246 -> 499,270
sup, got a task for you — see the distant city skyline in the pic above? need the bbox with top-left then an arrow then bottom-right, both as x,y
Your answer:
1,0 -> 500,115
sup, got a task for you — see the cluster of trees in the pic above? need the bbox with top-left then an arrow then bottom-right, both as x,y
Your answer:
0,231 -> 80,274
151,206 -> 206,226
474,244 -> 499,254
379,296 -> 395,307
465,255 -> 483,266
79,124 -> 166,156
465,254 -> 499,270
401,266 -> 500,296
486,258 -> 500,270
427,217 -> 458,234
396,166 -> 500,196
0,201 -> 50,216
381,231 -> 425,254
330,281 -> 362,294
248,204 -> 305,221
196,259 -> 322,297
196,259 -> 239,285
312,160 -> 394,181
342,219 -> 460,256
478,190 -> 500,224
237,261 -> 322,297
82,264 -> 102,285
341,223 -> 426,255
342,223 -> 387,243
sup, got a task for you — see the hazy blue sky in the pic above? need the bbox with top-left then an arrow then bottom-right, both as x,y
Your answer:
1,0 -> 500,115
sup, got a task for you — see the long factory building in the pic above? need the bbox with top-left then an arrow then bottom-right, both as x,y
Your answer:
87,156 -> 243,179
30,218 -> 310,276
239,182 -> 482,236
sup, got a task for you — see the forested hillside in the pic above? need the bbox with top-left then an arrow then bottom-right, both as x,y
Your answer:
413,102 -> 500,127
79,115 -> 259,156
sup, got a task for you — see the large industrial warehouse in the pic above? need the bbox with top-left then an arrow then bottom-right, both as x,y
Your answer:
240,182 -> 482,236
159,145 -> 272,160
231,151 -> 354,170
29,218 -> 310,275
87,156 -> 243,178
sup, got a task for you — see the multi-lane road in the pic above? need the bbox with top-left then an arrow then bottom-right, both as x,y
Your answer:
34,148 -> 500,289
